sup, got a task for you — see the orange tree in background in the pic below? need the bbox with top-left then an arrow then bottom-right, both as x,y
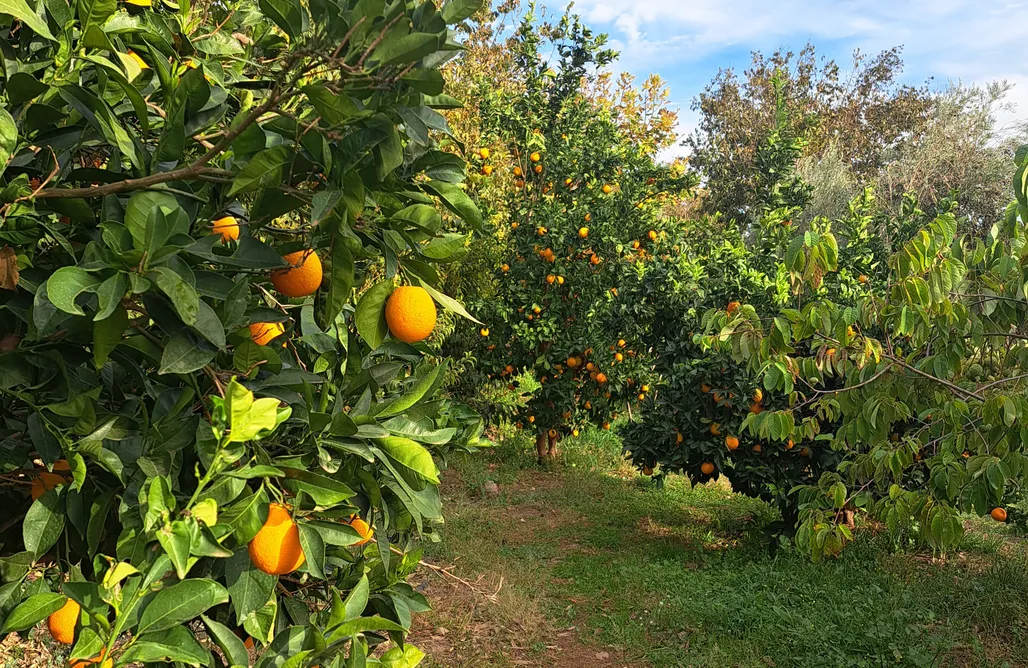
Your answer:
622,81 -> 875,533
454,8 -> 694,459
0,0 -> 486,664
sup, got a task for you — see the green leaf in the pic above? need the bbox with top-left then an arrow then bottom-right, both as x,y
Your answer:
423,180 -> 482,230
150,266 -> 199,326
420,233 -> 468,261
342,575 -> 369,621
93,304 -> 128,369
414,279 -> 480,324
379,645 -> 426,668
225,378 -> 290,442
120,625 -> 212,666
47,267 -> 100,316
323,233 -> 354,327
355,280 -> 394,348
159,333 -> 216,375
156,520 -> 193,580
258,0 -> 306,38
202,615 -> 250,668
378,363 -> 446,418
0,0 -> 56,39
297,524 -> 325,579
325,615 -> 406,644
0,593 -> 66,634
125,191 -> 180,252
228,146 -> 293,197
136,579 -> 228,635
0,109 -> 16,176
24,491 -> 65,559
279,469 -> 354,506
374,32 -> 442,67
441,0 -> 483,22
77,0 -> 115,34
225,548 -> 276,623
375,437 -> 440,483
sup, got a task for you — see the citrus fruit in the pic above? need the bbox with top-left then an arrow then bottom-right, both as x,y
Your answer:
384,286 -> 437,344
700,462 -> 715,475
578,227 -> 589,238
710,423 -> 720,436
752,389 -> 763,403
211,216 -> 240,243
648,229 -> 657,240
726,301 -> 740,314
725,436 -> 739,450
480,327 -> 490,337
602,184 -> 612,194
69,652 -> 113,668
991,507 -> 1008,522
348,515 -> 375,546
858,274 -> 868,284
248,503 -> 306,575
642,465 -> 652,475
530,152 -> 540,162
271,250 -> 323,298
478,148 -> 490,159
249,322 -> 286,347
481,165 -> 494,176
501,264 -> 509,273
47,597 -> 80,645
513,166 -> 523,176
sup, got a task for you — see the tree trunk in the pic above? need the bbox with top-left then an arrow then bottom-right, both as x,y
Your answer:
547,431 -> 559,460
536,432 -> 548,464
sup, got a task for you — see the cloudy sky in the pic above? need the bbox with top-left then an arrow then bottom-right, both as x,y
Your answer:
557,0 -> 1028,156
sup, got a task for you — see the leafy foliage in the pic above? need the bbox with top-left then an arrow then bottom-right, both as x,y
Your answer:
0,0 -> 486,663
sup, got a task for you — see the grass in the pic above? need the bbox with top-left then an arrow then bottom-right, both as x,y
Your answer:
414,427 -> 1028,667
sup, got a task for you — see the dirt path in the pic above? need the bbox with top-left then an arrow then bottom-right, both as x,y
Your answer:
407,466 -> 643,668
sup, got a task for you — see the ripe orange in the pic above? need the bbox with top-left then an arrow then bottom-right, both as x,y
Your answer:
700,462 -> 715,475
572,429 -> 580,437
565,177 -> 573,186
799,447 -> 810,457
271,250 -> 323,298
725,436 -> 739,450
647,229 -> 657,241
249,503 -> 306,575
480,327 -> 490,337
515,179 -> 525,188
530,152 -> 541,162
710,423 -> 720,436
618,339 -> 626,348
641,384 -> 649,393
532,305 -> 541,314
47,597 -> 80,645
385,286 -> 437,343
595,373 -> 607,384
548,428 -> 558,438
631,240 -> 640,249
505,365 -> 514,374
752,444 -> 762,453
348,515 -> 375,546
557,276 -> 565,285
586,362 -> 595,371
749,403 -> 763,414
478,148 -> 490,159
615,353 -> 623,362
701,383 -> 711,393
513,166 -> 523,177
501,264 -> 510,273
752,389 -> 763,403
481,165 -> 494,176
858,274 -> 868,284
676,432 -> 684,444
546,275 -> 556,284
991,507 -> 1008,522
602,422 -> 610,430
637,393 -> 645,401
584,213 -> 592,222
528,415 -> 535,423
786,439 -> 794,450
578,227 -> 589,238
533,164 -> 543,174
69,651 -> 112,668
602,184 -> 612,194
211,215 -> 240,243
642,465 -> 652,475
567,356 -> 579,368
249,322 -> 286,347
726,301 -> 740,314
590,255 -> 600,265
584,401 -> 592,409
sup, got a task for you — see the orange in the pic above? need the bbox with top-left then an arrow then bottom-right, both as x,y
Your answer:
631,240 -> 640,249
584,401 -> 592,410
618,339 -> 626,348
642,465 -> 652,475
478,148 -> 490,159
533,165 -> 543,174
786,439 -> 794,450
481,165 -> 494,176
595,373 -> 607,384
676,432 -> 684,444
590,255 -> 600,265
211,216 -> 240,243
637,393 -> 645,401
537,226 -> 547,236
586,362 -> 595,371
566,356 -> 579,368
725,436 -> 739,451
847,326 -> 856,338
384,286 -> 437,344
752,444 -> 762,453
991,507 -> 1008,522
513,166 -> 523,176
647,230 -> 657,241
528,416 -> 535,424
602,422 -> 610,430
642,384 -> 649,393
47,597 -> 80,645
615,353 -> 623,362
752,389 -> 763,403
480,327 -> 489,337
726,301 -> 740,314
546,275 -> 555,284
578,227 -> 589,238
249,322 -> 286,347
799,447 -> 810,457
602,184 -> 612,194
710,423 -> 720,436
572,429 -> 580,437
700,383 -> 711,393
557,276 -> 565,285
749,403 -> 763,414
584,213 -> 592,223
505,365 -> 514,374
348,515 -> 375,546
700,462 -> 715,475
548,429 -> 557,438
249,503 -> 305,575
858,274 -> 868,284
530,152 -> 541,162
271,250 -> 323,298
501,264 -> 510,273
532,306 -> 541,314
31,470 -> 68,500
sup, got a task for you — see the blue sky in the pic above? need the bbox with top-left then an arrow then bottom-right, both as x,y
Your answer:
554,0 -> 1028,157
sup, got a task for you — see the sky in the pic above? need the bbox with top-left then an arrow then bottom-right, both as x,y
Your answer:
555,0 -> 1028,158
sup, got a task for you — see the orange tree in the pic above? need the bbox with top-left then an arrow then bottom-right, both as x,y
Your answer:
451,9 -> 694,459
0,0 -> 485,665
622,84 -> 874,532
703,143 -> 1028,559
